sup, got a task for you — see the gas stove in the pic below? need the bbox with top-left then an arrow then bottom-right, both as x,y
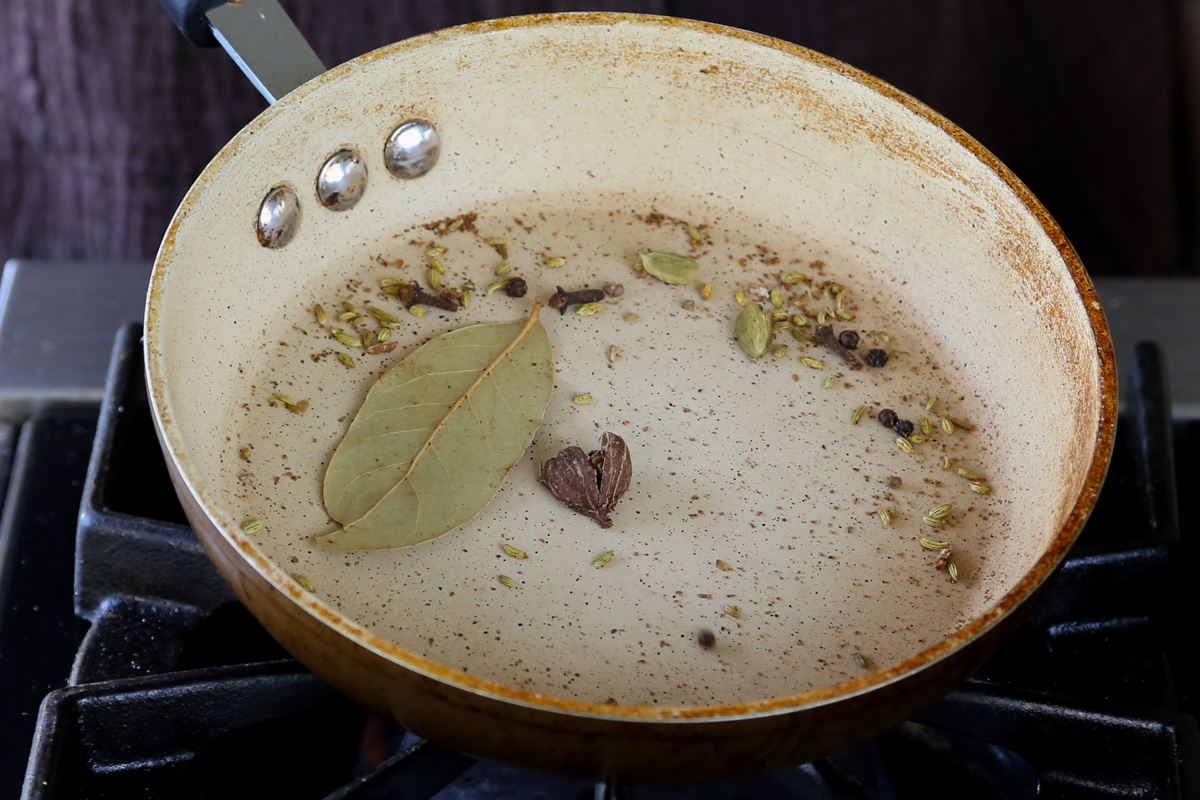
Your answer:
1,259 -> 1198,799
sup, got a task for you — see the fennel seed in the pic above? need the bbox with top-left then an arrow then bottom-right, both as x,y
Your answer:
502,544 -> 528,559
701,282 -> 713,300
427,269 -> 442,290
687,226 -> 703,241
770,289 -> 784,307
734,290 -> 749,306
495,262 -> 512,276
921,418 -> 932,435
773,345 -> 788,358
928,503 -> 952,520
239,446 -> 251,461
292,573 -> 315,591
780,272 -> 806,284
920,537 -> 949,550
241,519 -> 264,534
485,278 -> 512,295
608,345 -> 619,363
822,376 -> 836,389
332,330 -> 361,348
545,256 -> 566,268
314,305 -> 327,325
956,468 -> 985,481
376,327 -> 391,342
852,405 -> 867,424
367,306 -> 401,325
941,417 -> 954,435
970,482 -> 992,494
800,357 -> 824,369
922,516 -> 945,527
447,217 -> 464,231
577,302 -> 604,316
337,353 -> 356,368
498,574 -> 516,587
947,562 -> 959,582
574,394 -> 592,405
593,550 -> 615,568
337,310 -> 358,322
897,438 -> 915,454
426,246 -> 445,257
408,305 -> 427,317
878,508 -> 894,526
724,605 -> 739,618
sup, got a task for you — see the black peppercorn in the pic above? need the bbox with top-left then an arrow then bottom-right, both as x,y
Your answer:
895,419 -> 915,437
838,330 -> 860,349
698,629 -> 716,649
865,348 -> 889,367
878,408 -> 899,429
506,277 -> 528,298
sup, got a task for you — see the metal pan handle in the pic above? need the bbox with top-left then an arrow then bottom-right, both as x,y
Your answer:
158,0 -> 326,104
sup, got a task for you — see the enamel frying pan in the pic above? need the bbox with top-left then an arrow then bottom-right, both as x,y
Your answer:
146,4 -> 1116,782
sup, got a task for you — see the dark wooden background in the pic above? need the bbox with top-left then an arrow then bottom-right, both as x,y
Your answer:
0,1 -> 1189,275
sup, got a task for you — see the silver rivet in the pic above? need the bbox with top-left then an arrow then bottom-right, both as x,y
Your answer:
256,186 -> 300,248
316,149 -> 367,211
384,119 -> 440,179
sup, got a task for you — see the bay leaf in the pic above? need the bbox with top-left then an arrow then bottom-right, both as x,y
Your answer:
318,303 -> 553,551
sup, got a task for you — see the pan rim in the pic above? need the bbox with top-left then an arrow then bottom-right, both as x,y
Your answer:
145,11 -> 1117,723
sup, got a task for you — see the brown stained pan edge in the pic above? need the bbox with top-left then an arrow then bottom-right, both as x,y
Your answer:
144,12 -> 1117,724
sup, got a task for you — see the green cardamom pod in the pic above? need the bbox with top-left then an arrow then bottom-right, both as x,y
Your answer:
735,303 -> 771,361
639,251 -> 698,284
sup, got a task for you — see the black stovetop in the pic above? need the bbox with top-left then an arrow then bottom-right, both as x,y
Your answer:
2,324 -> 1198,799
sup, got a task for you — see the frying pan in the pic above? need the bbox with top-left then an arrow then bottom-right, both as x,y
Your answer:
145,5 -> 1116,782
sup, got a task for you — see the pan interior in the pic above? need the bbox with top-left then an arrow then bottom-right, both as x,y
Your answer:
147,17 -> 1102,708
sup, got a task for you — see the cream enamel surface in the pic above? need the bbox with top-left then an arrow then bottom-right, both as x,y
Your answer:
147,17 -> 1102,708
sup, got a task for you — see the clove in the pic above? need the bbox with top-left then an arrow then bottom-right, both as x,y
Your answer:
813,324 -> 862,370
548,286 -> 605,315
394,281 -> 460,312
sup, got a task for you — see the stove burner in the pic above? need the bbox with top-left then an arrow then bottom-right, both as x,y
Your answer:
6,326 -> 1199,799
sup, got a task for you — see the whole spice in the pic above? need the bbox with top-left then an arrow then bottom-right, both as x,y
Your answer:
877,408 -> 899,429
608,345 -> 619,363
640,251 -> 698,284
604,283 -> 625,297
780,272 -> 806,284
499,575 -> 517,588
293,573 -> 316,592
864,348 -> 890,368
701,282 -> 713,300
813,325 -> 863,369
735,303 -> 771,361
506,277 -> 528,298
852,405 -> 866,424
593,550 -> 615,568
574,394 -> 592,405
576,302 -> 605,316
540,432 -> 632,528
394,281 -> 461,312
894,419 -> 915,437
320,304 -> 552,551
502,543 -> 528,559
314,305 -> 327,326
934,546 -> 953,570
239,446 -> 251,461
838,330 -> 860,349
697,629 -> 716,649
687,226 -> 703,241
241,519 -> 264,534
545,256 -> 566,268
897,438 -> 916,454
941,417 -> 955,434
548,286 -> 605,315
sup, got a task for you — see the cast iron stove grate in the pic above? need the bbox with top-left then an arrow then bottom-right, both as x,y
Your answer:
10,324 -> 1200,799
